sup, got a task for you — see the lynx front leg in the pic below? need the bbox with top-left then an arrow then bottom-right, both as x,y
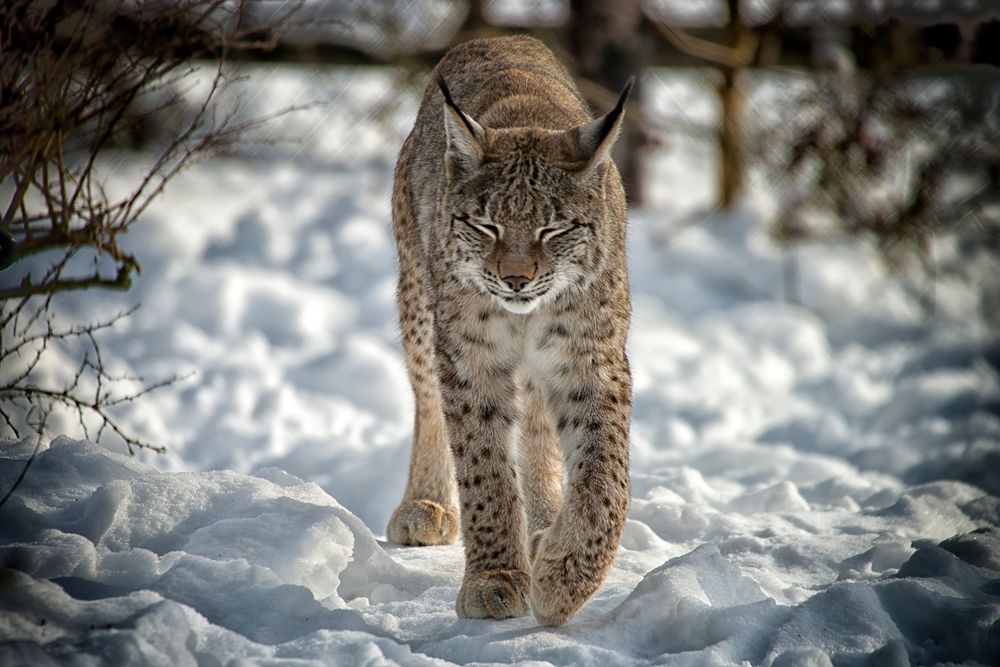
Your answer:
437,329 -> 531,619
529,356 -> 632,626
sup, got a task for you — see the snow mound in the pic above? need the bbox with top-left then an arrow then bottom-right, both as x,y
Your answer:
2,439 -> 998,665
0,437 -> 446,663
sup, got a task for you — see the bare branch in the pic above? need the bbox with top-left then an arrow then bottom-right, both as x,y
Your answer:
0,0 -> 301,458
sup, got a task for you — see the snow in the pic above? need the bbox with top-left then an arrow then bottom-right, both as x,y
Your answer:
2,66 -> 999,665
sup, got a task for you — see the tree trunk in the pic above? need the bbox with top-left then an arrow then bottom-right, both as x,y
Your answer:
718,0 -> 746,210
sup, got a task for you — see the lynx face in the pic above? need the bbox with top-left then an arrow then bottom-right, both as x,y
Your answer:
447,136 -> 601,314
438,77 -> 628,315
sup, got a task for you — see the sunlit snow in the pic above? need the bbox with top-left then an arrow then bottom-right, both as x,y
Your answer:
2,67 -> 998,666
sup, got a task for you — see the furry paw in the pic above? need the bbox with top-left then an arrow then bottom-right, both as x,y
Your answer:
386,499 -> 458,546
456,569 -> 530,619
530,535 -> 607,626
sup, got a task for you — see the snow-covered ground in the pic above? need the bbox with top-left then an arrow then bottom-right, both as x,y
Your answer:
2,66 -> 999,665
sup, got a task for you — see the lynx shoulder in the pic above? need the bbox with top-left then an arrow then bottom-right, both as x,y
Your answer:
386,35 -> 632,626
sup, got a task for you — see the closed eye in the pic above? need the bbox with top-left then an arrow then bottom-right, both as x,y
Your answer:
536,226 -> 572,242
460,217 -> 501,240
473,222 -> 501,240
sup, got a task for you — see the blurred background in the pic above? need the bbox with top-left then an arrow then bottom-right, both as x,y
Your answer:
2,0 -> 998,526
6,0 -> 1000,296
263,0 -> 1000,260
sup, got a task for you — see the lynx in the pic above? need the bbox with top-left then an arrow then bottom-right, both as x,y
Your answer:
386,36 -> 632,626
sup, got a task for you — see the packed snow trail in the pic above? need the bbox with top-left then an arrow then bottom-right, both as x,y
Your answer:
1,437 -> 998,665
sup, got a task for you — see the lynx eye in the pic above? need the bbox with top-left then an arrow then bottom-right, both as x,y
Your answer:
478,223 -> 501,239
537,226 -> 571,243
466,219 -> 501,240
452,215 -> 500,240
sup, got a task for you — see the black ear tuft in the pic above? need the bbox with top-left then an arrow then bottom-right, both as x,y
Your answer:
437,73 -> 486,171
570,75 -> 635,175
436,72 -> 455,108
595,76 -> 635,147
437,73 -> 480,140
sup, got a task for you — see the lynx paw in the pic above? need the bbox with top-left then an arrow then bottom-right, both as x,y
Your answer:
530,536 -> 605,626
456,569 -> 530,619
386,499 -> 458,546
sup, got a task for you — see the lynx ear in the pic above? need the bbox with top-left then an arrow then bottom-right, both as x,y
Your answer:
438,73 -> 485,171
573,76 -> 634,176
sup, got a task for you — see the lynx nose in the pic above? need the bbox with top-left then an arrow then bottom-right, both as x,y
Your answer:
503,275 -> 532,292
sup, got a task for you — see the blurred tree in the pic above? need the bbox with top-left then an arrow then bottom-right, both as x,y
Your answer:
567,0 -> 647,204
644,0 -> 758,210
716,0 -> 757,209
760,17 -> 1000,304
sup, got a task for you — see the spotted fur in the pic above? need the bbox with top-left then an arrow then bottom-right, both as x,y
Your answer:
386,36 -> 632,626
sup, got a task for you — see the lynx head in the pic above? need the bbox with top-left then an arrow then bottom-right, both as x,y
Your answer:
439,75 -> 632,315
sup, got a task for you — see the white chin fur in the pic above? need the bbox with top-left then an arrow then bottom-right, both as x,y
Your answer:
499,298 -> 539,315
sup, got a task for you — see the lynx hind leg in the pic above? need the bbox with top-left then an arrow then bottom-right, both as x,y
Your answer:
518,380 -> 563,542
387,180 -> 458,546
386,363 -> 458,546
386,384 -> 457,547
